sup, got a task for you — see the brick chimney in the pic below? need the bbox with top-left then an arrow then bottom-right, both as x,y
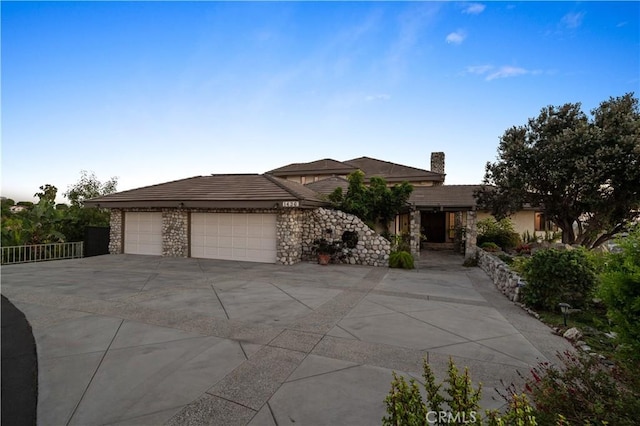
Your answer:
430,152 -> 445,181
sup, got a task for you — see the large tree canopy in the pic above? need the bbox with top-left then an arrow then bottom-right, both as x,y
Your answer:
475,93 -> 640,248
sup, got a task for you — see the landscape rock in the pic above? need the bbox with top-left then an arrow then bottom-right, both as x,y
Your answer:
563,327 -> 583,342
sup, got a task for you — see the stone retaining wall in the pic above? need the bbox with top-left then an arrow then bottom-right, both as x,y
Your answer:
301,208 -> 390,267
477,249 -> 525,302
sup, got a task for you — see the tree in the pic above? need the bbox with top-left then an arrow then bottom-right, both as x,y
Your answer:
475,93 -> 640,248
61,171 -> 118,241
34,184 -> 58,206
329,171 -> 413,233
64,170 -> 118,207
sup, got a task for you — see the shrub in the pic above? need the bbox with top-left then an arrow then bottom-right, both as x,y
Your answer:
597,224 -> 640,362
383,357 -> 538,426
389,251 -> 414,269
515,243 -> 531,255
480,242 -> 500,252
389,233 -> 411,253
523,350 -> 640,426
497,253 -> 514,265
519,248 -> 596,311
477,218 -> 521,251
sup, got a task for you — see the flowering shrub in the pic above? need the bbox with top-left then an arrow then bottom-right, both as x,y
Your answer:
522,350 -> 640,426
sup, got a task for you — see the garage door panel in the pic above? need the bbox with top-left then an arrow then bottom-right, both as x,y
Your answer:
124,212 -> 163,255
191,213 -> 276,263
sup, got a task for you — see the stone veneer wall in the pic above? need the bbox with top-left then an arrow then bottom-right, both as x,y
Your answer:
277,209 -> 304,265
109,207 -> 390,266
301,208 -> 390,267
477,249 -> 524,302
464,210 -> 478,259
163,209 -> 189,257
109,209 -> 123,254
410,210 -> 421,258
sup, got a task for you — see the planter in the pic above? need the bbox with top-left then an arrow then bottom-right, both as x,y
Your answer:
318,253 -> 331,265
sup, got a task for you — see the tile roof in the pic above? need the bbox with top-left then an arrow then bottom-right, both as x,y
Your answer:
344,157 -> 444,182
303,176 -> 349,195
84,174 -> 327,209
267,156 -> 444,183
409,185 -> 483,209
266,159 -> 356,176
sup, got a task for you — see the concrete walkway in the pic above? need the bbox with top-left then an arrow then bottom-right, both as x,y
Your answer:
1,251 -> 572,425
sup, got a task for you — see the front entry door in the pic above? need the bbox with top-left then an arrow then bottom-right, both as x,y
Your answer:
422,211 -> 446,243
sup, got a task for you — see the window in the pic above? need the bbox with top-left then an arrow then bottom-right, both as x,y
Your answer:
448,212 -> 456,240
535,212 -> 557,232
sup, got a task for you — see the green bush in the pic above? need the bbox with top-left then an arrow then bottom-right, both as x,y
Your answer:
520,248 -> 596,311
597,225 -> 640,362
383,357 -> 538,426
524,350 -> 640,426
389,251 -> 414,269
477,218 -> 521,251
480,242 -> 500,252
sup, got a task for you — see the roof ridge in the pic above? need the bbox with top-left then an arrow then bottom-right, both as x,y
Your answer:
263,174 -> 315,200
88,176 -> 204,199
344,156 -> 436,174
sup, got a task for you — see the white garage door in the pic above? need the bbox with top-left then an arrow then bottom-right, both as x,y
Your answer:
191,213 -> 277,263
124,212 -> 163,255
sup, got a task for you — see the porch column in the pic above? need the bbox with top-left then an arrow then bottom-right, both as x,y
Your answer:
464,210 -> 478,259
410,209 -> 421,258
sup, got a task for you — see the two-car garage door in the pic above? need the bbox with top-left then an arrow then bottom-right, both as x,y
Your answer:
123,212 -> 277,263
191,213 -> 277,263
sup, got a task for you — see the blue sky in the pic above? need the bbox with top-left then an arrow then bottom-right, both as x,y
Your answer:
2,1 -> 639,203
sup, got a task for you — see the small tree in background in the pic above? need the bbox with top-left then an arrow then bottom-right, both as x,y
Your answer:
61,171 -> 118,241
329,170 -> 413,233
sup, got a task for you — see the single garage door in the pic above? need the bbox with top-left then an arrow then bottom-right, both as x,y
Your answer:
124,212 -> 163,255
191,213 -> 277,263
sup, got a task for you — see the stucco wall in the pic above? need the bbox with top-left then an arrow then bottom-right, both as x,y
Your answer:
477,210 -> 536,236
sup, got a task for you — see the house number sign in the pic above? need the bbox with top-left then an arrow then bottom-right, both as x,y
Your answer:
282,201 -> 299,207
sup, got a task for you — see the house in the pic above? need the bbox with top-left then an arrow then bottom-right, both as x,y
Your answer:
86,152 -> 546,265
84,174 -> 390,266
269,153 -> 480,254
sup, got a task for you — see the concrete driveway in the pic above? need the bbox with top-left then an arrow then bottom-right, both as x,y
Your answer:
1,252 -> 572,425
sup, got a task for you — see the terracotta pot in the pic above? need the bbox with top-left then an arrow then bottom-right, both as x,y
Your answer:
318,253 -> 331,265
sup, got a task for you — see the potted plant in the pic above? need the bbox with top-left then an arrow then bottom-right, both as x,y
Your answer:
313,238 -> 336,265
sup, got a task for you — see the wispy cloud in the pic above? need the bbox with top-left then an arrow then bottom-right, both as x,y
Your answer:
365,94 -> 391,102
462,3 -> 486,15
446,30 -> 466,45
465,64 -> 540,81
486,66 -> 528,80
561,11 -> 585,29
466,64 -> 493,75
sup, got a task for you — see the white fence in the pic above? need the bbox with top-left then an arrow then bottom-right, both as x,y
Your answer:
1,242 -> 84,265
